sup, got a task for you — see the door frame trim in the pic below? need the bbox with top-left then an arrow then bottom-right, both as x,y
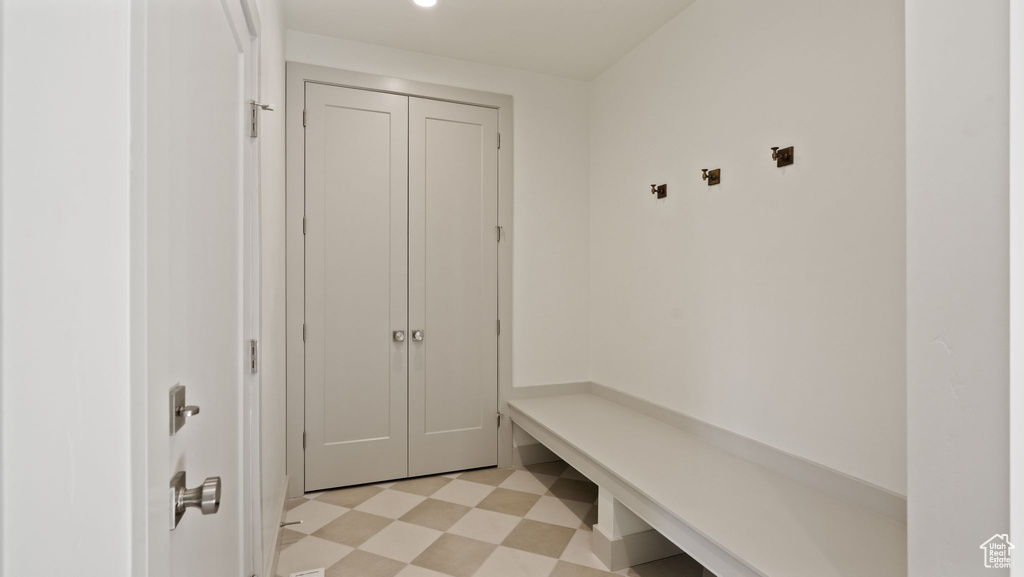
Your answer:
285,62 -> 515,497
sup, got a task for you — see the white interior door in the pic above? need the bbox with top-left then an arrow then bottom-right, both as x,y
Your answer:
408,97 -> 499,476
143,0 -> 258,576
304,83 -> 410,490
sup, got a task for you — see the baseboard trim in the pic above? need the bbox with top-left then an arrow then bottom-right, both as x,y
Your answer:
586,382 -> 906,524
265,474 -> 289,577
592,519 -> 682,571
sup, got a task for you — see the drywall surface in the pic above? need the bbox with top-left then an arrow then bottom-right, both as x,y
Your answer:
1,0 -> 132,574
907,0 -> 1011,574
285,31 -> 591,387
258,0 -> 288,572
588,0 -> 906,493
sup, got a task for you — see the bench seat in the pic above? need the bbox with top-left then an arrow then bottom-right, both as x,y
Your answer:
508,393 -> 906,577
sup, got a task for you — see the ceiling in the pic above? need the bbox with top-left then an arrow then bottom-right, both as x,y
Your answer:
283,0 -> 697,80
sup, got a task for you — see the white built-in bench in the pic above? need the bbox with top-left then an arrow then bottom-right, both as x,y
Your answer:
508,393 -> 906,577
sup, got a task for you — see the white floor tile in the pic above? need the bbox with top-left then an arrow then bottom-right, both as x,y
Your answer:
447,508 -> 521,544
429,478 -> 496,507
355,489 -> 426,519
285,499 -> 350,534
559,529 -> 609,570
276,536 -> 352,576
358,520 -> 442,563
524,496 -> 592,529
474,546 -> 558,577
498,470 -> 558,495
395,565 -> 450,577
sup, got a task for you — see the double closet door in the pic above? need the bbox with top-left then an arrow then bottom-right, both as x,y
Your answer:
304,83 -> 499,491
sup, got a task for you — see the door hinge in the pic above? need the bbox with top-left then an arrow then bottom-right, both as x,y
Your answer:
248,339 -> 258,374
302,216 -> 307,235
302,431 -> 306,450
302,109 -> 307,127
302,323 -> 307,342
249,100 -> 273,138
496,319 -> 501,335
495,225 -> 503,242
497,132 -> 501,149
497,412 -> 503,427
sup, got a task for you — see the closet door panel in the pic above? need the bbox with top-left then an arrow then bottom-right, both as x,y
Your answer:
304,83 -> 409,490
409,97 -> 499,476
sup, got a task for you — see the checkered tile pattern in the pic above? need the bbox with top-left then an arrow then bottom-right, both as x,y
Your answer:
275,460 -> 703,577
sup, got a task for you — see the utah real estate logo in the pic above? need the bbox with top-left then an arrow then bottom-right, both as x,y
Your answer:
981,534 -> 1014,569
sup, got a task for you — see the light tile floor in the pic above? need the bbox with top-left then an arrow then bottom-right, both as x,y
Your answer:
276,460 -> 706,577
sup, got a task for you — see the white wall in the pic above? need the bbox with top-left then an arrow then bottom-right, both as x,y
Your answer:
257,0 -> 288,573
907,0 -> 1012,575
588,0 -> 906,494
285,31 -> 592,387
1,0 -> 133,575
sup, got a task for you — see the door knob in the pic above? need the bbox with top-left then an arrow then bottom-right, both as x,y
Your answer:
412,330 -> 424,341
393,330 -> 406,342
170,471 -> 221,529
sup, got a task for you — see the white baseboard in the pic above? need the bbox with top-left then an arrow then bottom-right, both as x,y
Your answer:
592,523 -> 682,571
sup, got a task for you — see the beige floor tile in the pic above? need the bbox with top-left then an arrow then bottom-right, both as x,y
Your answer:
473,545 -> 559,577
550,561 -> 620,577
394,565 -> 449,577
411,533 -> 496,577
277,535 -> 353,576
625,554 -> 705,577
499,470 -> 559,495
391,476 -> 453,497
358,521 -> 443,563
356,490 -> 428,519
447,508 -> 521,545
502,519 -> 576,558
285,499 -> 350,534
547,479 -> 598,504
560,467 -> 590,482
523,460 -> 569,477
284,497 -> 309,512
325,549 -> 406,577
525,496 -> 592,529
399,498 -> 471,531
430,479 -> 496,507
313,510 -> 395,547
477,488 -> 542,517
458,468 -> 516,486
279,528 -> 306,551
316,485 -> 385,509
558,529 -> 607,570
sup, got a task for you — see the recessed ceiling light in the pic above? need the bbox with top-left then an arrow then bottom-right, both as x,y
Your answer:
414,0 -> 437,6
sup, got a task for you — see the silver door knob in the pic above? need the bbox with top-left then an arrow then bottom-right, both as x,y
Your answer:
412,330 -> 424,341
170,471 -> 221,529
393,330 -> 406,342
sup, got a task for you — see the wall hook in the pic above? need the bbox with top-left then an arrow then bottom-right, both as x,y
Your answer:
771,146 -> 794,167
650,183 -> 667,199
701,168 -> 721,186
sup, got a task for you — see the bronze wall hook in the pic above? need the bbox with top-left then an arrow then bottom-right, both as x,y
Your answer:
701,168 -> 721,186
771,146 -> 794,167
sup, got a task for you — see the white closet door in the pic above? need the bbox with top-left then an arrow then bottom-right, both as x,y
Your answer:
304,84 -> 409,490
408,98 -> 499,476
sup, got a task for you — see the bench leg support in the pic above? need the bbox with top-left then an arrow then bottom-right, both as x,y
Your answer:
592,487 -> 681,571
